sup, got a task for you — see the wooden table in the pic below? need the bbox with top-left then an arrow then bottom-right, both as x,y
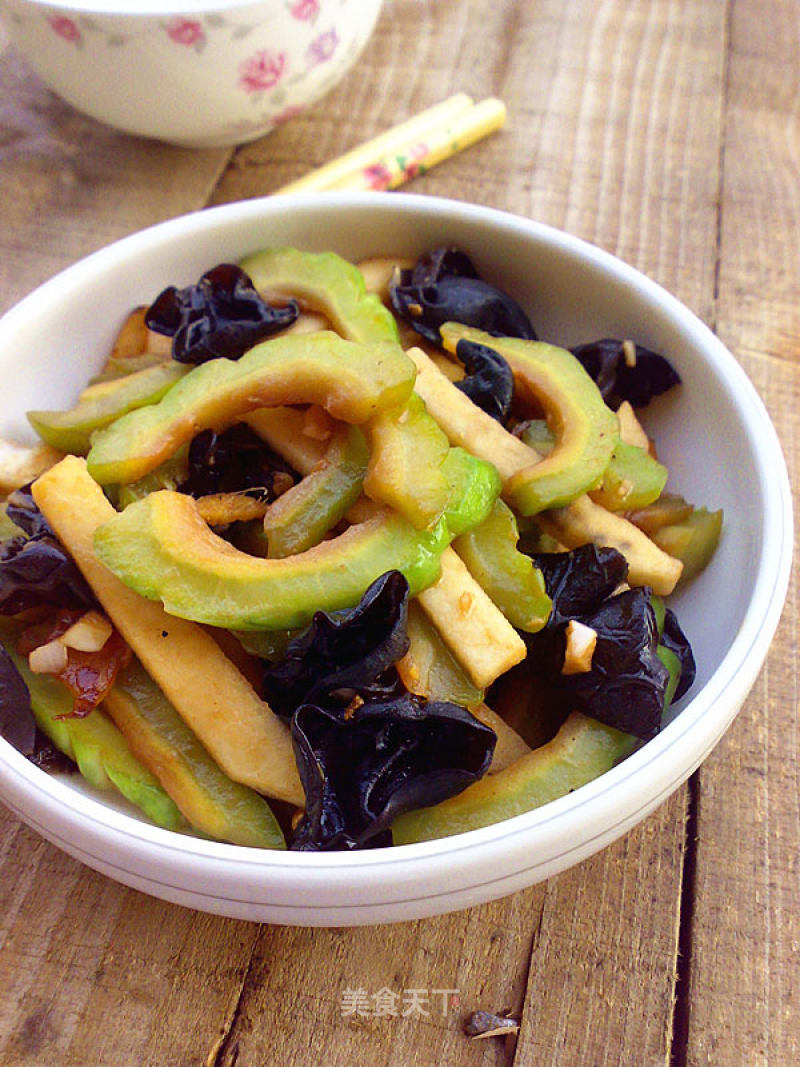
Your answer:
1,1 -> 797,1063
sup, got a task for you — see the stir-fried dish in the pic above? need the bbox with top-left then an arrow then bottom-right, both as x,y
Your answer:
0,245 -> 723,850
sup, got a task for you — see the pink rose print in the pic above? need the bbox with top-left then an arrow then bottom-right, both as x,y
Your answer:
363,162 -> 393,191
401,142 -> 428,182
363,143 -> 428,191
166,19 -> 205,48
47,15 -> 81,44
239,50 -> 288,94
306,27 -> 339,68
290,0 -> 320,19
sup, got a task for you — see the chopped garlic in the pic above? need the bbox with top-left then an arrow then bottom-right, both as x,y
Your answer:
60,610 -> 113,653
561,619 -> 598,675
29,639 -> 69,675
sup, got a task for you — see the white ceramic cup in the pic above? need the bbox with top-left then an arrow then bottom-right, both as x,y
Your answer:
0,0 -> 384,147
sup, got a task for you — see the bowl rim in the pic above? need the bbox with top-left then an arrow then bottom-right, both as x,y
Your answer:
0,192 -> 792,914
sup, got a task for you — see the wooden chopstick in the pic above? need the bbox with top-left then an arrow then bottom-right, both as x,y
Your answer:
275,95 -> 506,195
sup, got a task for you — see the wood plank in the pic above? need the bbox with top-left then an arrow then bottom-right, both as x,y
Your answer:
518,794 -> 688,1066
210,0 -> 522,206
507,1 -> 728,1061
683,0 -> 800,1062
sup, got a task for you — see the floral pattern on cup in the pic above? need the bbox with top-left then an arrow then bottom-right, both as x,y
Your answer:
239,50 -> 288,94
47,15 -> 82,46
165,19 -> 206,52
306,27 -> 339,68
289,0 -> 320,20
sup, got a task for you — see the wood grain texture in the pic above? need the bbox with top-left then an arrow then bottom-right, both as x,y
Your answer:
213,888 -> 541,1067
517,795 -> 687,1067
0,815 -> 260,1067
0,0 -> 797,1064
682,0 -> 800,1063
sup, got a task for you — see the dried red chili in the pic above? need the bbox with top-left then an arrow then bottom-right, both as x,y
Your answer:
17,610 -> 132,719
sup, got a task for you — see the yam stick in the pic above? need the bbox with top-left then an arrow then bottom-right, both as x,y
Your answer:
537,495 -> 682,595
108,307 -> 171,362
31,455 -> 304,806
244,407 -> 327,472
396,602 -> 529,772
416,548 -> 526,689
407,345 -> 542,479
616,400 -> 651,450
356,256 -> 415,303
407,346 -> 682,595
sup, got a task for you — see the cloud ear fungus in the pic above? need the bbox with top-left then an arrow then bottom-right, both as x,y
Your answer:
551,588 -> 670,741
389,246 -> 536,346
5,483 -> 51,539
260,571 -> 496,851
526,549 -> 675,742
1,487 -> 98,616
658,605 -> 696,700
452,338 -> 515,424
532,544 -> 629,627
405,247 -> 481,287
145,263 -> 299,364
291,694 -> 496,851
179,423 -> 296,501
570,338 -> 681,410
0,642 -> 36,755
262,570 -> 411,719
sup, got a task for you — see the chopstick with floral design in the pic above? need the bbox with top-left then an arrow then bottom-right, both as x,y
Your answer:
276,95 -> 507,194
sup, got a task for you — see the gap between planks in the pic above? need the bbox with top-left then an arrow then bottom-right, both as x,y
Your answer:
669,773 -> 700,1067
205,933 -> 261,1067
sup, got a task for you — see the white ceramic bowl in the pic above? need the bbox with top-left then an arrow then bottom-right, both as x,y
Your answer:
0,194 -> 792,925
0,0 -> 384,147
